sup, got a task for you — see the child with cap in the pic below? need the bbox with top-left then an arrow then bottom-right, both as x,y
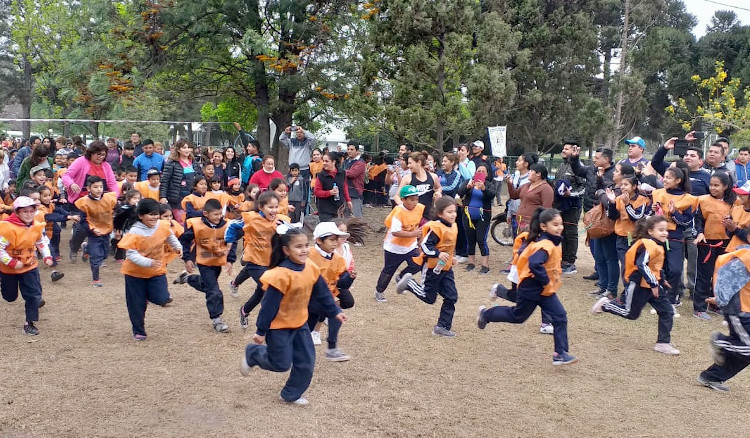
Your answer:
0,196 -> 54,335
374,185 -> 425,302
134,168 -> 161,201
118,198 -> 182,340
308,222 -> 355,361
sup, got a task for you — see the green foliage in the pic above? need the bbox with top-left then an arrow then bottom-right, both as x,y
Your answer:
200,99 -> 257,133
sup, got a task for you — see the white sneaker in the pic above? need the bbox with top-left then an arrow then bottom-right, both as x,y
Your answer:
212,317 -> 229,333
311,330 -> 322,345
325,348 -> 351,362
280,396 -> 309,406
396,273 -> 412,294
539,323 -> 554,334
240,354 -> 253,376
489,284 -> 499,301
229,280 -> 239,298
654,343 -> 680,355
374,291 -> 387,302
454,256 -> 469,263
650,308 -> 657,315
591,297 -> 610,314
672,305 -> 681,318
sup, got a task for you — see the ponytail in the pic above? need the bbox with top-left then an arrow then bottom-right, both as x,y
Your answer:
632,215 -> 667,240
526,207 -> 560,243
666,166 -> 691,194
268,226 -> 306,269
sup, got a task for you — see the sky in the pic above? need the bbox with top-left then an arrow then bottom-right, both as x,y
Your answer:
683,0 -> 750,36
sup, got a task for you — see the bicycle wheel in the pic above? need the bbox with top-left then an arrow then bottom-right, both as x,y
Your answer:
490,220 -> 513,246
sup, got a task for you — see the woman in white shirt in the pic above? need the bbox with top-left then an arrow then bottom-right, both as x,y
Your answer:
0,150 -> 10,193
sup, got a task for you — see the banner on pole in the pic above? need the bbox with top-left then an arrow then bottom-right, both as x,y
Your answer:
487,126 -> 507,157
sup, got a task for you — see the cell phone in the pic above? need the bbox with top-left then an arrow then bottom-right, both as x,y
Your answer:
694,131 -> 705,139
474,173 -> 487,184
674,139 -> 689,156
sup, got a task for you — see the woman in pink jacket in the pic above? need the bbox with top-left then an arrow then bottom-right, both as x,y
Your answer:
62,140 -> 119,203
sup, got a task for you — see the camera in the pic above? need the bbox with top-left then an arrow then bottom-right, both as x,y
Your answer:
674,139 -> 689,156
693,131 -> 705,139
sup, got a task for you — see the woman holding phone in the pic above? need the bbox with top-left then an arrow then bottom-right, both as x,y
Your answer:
457,163 -> 497,274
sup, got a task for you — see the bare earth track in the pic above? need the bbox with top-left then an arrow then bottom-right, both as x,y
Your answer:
1,206 -> 748,437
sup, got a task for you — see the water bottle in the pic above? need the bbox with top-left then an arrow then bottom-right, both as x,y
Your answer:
333,183 -> 340,201
433,259 -> 446,274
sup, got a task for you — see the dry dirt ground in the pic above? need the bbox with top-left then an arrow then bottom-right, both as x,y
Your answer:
1,206 -> 749,437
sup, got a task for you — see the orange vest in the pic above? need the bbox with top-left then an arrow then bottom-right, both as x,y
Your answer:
413,220 -> 458,271
714,248 -> 750,313
241,211 -> 277,266
384,204 -> 425,248
75,192 -> 117,235
163,219 -> 184,264
516,238 -> 562,296
186,217 -> 229,266
511,232 -> 530,266
651,189 -> 697,231
726,206 -> 750,252
614,195 -> 650,237
134,181 -> 160,201
205,191 -> 230,207
624,238 -> 664,288
44,180 -> 59,197
36,204 -> 55,236
226,192 -> 244,206
697,195 -> 732,240
119,220 -> 172,278
309,161 -> 324,186
278,197 -> 289,215
308,249 -> 347,297
54,168 -> 67,191
0,220 -> 46,274
261,262 -> 321,329
181,193 -> 207,211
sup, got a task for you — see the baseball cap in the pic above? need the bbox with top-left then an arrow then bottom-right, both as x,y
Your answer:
146,168 -> 161,177
313,222 -> 350,240
472,140 -> 484,150
13,196 -> 38,210
734,180 -> 750,195
624,136 -> 646,149
399,185 -> 419,198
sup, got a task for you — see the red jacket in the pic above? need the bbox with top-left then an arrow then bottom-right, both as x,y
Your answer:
344,157 -> 366,198
249,169 -> 284,191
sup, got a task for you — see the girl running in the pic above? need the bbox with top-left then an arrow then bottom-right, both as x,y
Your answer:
476,207 -> 577,365
606,173 -> 650,286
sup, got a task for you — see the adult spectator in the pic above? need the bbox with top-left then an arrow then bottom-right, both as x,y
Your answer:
571,146 -> 618,298
10,135 -> 39,179
437,153 -> 461,198
309,148 -> 324,188
506,153 -> 535,238
127,132 -> 144,156
470,140 -> 492,171
506,162 -> 554,231
16,145 -> 54,191
132,139 -> 165,181
62,140 -> 119,204
344,143 -> 366,218
315,151 -> 352,221
71,135 -> 86,154
620,136 -> 650,168
650,133 -> 710,196
703,140 -> 735,184
394,152 -> 442,219
160,139 -> 196,223
457,163 -> 497,274
734,147 -> 750,188
456,143 -> 476,181
279,125 -> 315,179
398,143 -> 413,155
55,136 -> 73,155
0,150 -> 10,193
554,140 -> 587,275
119,143 -> 136,169
105,137 -> 121,167
224,147 -> 241,184
248,155 -> 284,191
716,137 -> 735,175
365,153 -> 388,207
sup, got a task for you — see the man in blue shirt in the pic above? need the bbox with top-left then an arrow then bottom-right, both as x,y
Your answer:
133,139 -> 165,181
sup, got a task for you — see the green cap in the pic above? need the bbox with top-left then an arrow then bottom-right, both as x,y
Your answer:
399,185 -> 419,198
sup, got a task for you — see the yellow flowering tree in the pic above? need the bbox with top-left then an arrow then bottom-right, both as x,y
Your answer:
667,61 -> 750,141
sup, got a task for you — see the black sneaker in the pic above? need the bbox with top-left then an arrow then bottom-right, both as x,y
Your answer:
51,271 -> 64,282
173,271 -> 189,285
477,306 -> 488,330
583,273 -> 599,281
589,288 -> 606,297
697,374 -> 729,392
38,299 -> 45,309
23,322 -> 39,336
465,263 -> 476,272
478,266 -> 490,274
81,243 -> 89,263
160,297 -> 173,307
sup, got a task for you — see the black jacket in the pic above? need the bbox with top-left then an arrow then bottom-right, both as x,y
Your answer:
160,159 -> 195,208
457,179 -> 498,221
570,156 -> 614,208
316,168 -> 345,216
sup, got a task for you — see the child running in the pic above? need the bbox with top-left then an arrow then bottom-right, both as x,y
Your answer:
374,185 -> 425,303
182,176 -> 208,219
37,185 -> 78,282
307,222 -> 355,361
74,176 -> 118,287
0,196 -> 54,335
696,245 -> 750,392
693,172 -> 735,320
180,198 -> 235,333
476,207 -> 578,365
160,204 -> 184,268
240,225 -> 347,405
113,190 -> 142,263
396,196 -> 459,337
591,215 -> 680,355
134,169 -> 161,201
605,173 -> 650,286
118,199 -> 182,340
270,178 -> 292,217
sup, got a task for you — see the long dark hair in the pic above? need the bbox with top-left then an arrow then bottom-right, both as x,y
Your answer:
526,207 -> 561,243
269,227 -> 307,269
529,163 -> 548,182
633,215 -> 667,240
665,166 -> 691,193
711,172 -> 736,205
29,145 -> 50,166
254,190 -> 279,212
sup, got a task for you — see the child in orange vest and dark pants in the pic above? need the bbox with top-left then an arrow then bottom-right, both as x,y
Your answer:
0,197 -> 54,335
241,226 -> 346,405
180,198 -> 235,333
74,176 -> 118,287
118,198 -> 182,340
477,207 -> 577,365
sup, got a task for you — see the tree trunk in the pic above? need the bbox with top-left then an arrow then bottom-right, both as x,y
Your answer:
20,56 -> 33,139
611,0 -> 630,147
435,35 -> 446,152
187,123 -> 193,144
602,48 -> 612,106
204,122 -> 212,148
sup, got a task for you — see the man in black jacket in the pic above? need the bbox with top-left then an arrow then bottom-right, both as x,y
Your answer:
554,140 -> 587,275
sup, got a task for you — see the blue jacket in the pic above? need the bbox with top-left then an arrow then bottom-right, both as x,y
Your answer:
735,160 -> 750,188
133,153 -> 165,181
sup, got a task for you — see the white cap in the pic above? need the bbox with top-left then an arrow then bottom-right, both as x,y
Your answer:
472,140 -> 484,150
313,222 -> 350,240
13,196 -> 38,209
